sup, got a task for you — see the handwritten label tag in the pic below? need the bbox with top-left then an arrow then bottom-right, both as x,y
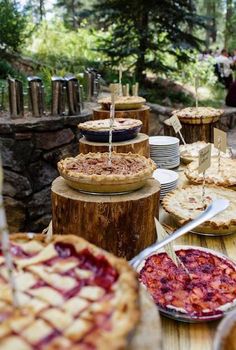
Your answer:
214,128 -> 227,153
198,144 -> 211,174
168,115 -> 182,133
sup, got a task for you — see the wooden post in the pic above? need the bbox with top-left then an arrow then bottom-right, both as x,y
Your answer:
93,106 -> 150,135
79,133 -> 150,158
51,177 -> 160,260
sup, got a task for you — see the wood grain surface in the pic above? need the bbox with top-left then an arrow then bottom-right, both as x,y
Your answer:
79,133 -> 150,158
51,177 -> 160,260
159,167 -> 236,350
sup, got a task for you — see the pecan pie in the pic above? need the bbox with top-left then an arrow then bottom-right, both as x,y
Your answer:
138,246 -> 236,320
0,234 -> 139,349
162,185 -> 236,235
172,107 -> 223,124
58,152 -> 156,193
180,141 -> 232,164
98,96 -> 146,110
185,157 -> 236,189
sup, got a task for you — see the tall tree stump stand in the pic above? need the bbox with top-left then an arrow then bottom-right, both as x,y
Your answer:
51,177 -> 160,260
164,117 -> 220,143
79,133 -> 150,157
92,106 -> 150,134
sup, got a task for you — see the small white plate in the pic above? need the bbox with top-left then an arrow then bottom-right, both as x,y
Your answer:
153,169 -> 179,185
149,136 -> 179,146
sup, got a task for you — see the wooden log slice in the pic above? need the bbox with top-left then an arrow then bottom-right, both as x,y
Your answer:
92,106 -> 150,134
79,133 -> 150,158
51,177 -> 160,260
164,119 -> 221,143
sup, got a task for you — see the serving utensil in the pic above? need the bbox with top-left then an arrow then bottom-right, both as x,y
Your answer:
130,199 -> 229,269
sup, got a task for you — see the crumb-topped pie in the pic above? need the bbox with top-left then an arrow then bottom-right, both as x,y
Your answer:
172,107 -> 223,124
138,246 -> 236,321
162,185 -> 236,235
0,234 -> 139,349
180,141 -> 232,164
58,152 -> 156,193
185,157 -> 236,189
78,118 -> 142,142
98,96 -> 146,110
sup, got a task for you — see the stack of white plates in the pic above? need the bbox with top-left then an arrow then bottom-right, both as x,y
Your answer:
149,136 -> 180,169
153,169 -> 179,199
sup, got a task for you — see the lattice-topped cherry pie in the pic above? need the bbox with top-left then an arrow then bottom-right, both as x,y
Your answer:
0,234 -> 139,349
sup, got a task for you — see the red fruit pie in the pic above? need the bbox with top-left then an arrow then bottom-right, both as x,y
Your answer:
139,246 -> 236,321
0,234 -> 139,349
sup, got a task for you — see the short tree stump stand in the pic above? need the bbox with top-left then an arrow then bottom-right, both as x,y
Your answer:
51,177 -> 160,260
79,133 -> 150,157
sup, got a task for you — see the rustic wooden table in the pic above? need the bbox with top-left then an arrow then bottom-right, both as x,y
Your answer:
160,168 -> 236,350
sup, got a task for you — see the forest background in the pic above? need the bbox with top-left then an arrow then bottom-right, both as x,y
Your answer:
0,0 -> 236,107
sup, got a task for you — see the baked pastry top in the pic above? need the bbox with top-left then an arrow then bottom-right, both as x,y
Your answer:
162,185 -> 236,234
185,157 -> 236,188
0,234 -> 140,350
172,107 -> 223,119
180,141 -> 231,163
78,118 -> 142,131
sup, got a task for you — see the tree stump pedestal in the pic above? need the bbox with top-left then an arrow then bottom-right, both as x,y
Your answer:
51,177 -> 160,260
164,117 -> 220,143
92,106 -> 150,135
79,133 -> 150,157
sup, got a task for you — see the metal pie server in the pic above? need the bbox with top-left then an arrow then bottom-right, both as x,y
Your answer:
130,199 -> 229,269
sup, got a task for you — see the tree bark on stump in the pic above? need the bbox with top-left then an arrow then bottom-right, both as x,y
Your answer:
79,133 -> 150,158
164,119 -> 221,143
51,177 -> 160,259
92,106 -> 150,135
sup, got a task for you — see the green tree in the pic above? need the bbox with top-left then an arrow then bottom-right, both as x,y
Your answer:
54,0 -> 85,29
24,0 -> 46,23
94,0 -> 205,82
0,0 -> 27,52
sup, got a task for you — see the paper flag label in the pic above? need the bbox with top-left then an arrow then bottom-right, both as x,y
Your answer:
214,128 -> 227,153
168,115 -> 182,133
198,144 -> 211,174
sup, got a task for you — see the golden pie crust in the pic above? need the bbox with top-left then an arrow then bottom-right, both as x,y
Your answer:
185,157 -> 236,189
0,234 -> 140,350
172,107 -> 223,124
98,96 -> 146,110
58,152 -> 156,193
78,118 -> 142,131
180,141 -> 232,164
162,185 -> 236,234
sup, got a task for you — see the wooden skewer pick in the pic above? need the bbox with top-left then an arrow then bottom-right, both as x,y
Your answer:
108,84 -> 116,166
118,64 -> 123,96
0,158 -> 19,307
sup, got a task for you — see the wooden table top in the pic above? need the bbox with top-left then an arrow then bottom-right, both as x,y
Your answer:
159,168 -> 236,350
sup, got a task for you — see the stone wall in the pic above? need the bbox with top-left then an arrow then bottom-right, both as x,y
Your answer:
0,111 -> 91,232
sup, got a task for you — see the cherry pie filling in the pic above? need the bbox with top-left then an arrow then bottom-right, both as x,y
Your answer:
0,241 -> 120,349
139,249 -> 236,318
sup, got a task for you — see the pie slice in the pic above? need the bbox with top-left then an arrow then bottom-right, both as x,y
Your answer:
58,152 -> 156,193
171,107 -> 223,124
162,185 -> 236,235
98,96 -> 146,110
138,246 -> 236,320
0,234 -> 140,350
185,157 -> 236,189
